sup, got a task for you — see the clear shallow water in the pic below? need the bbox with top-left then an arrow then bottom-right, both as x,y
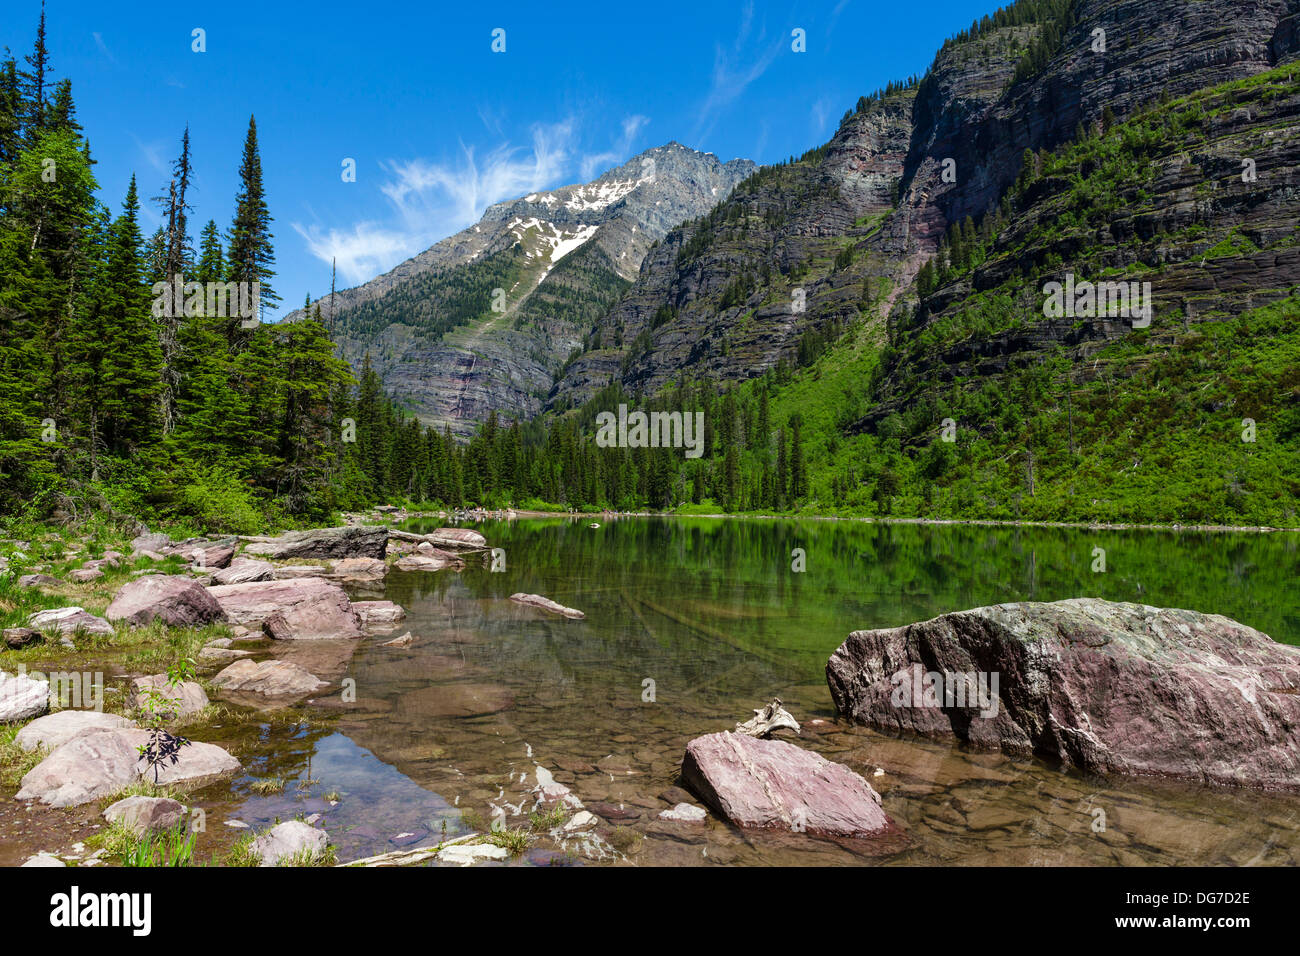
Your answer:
245,517 -> 1300,865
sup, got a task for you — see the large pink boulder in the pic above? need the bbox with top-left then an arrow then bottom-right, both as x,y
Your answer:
106,575 -> 226,628
681,732 -> 895,837
206,577 -> 362,640
826,598 -> 1300,791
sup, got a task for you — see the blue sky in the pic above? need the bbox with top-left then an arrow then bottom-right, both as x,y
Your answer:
3,0 -> 998,315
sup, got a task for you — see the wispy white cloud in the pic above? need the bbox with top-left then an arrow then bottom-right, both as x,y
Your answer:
92,32 -> 118,65
130,133 -> 169,176
292,221 -> 417,286
693,2 -> 784,142
579,114 -> 649,180
296,117 -> 647,285
811,95 -> 834,136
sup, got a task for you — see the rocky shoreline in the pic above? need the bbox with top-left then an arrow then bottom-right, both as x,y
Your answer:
3,514 -> 1299,867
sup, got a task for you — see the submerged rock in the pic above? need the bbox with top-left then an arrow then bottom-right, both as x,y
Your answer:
438,843 -> 508,865
681,731 -> 895,837
393,551 -> 463,572
424,528 -> 487,551
826,598 -> 1300,791
658,802 -> 707,822
509,593 -> 585,620
243,526 -> 388,561
0,670 -> 50,722
326,557 -> 387,585
353,600 -> 406,632
105,575 -> 226,628
211,659 -> 327,700
207,577 -> 363,640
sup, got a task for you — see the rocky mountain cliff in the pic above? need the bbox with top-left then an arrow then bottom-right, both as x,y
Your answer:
545,0 -> 1300,412
287,144 -> 755,437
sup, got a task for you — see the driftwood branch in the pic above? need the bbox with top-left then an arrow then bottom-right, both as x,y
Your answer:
736,698 -> 801,738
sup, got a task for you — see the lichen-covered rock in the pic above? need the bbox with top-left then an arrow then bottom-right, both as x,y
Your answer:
827,599 -> 1300,791
243,526 -> 388,561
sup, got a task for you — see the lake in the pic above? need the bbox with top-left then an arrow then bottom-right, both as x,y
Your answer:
227,516 -> 1300,865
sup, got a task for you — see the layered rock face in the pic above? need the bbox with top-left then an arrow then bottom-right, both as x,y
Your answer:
284,144 -> 755,437
547,0 -> 1300,413
826,599 -> 1300,791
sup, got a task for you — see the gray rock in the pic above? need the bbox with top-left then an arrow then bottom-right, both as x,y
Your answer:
352,600 -> 406,632
68,567 -> 104,583
17,573 -> 62,589
121,730 -> 240,788
14,710 -> 136,751
20,853 -> 66,867
27,606 -> 114,637
510,593 -> 585,619
658,802 -> 707,822
251,820 -> 330,866
103,795 -> 185,835
326,557 -> 386,585
131,674 -> 209,717
393,553 -> 463,572
0,670 -> 50,722
438,843 -> 509,866
381,632 -> 413,648
131,532 -> 172,553
4,627 -> 41,649
198,646 -> 254,662
270,565 -> 330,579
243,526 -> 388,561
17,727 -> 142,806
210,558 -> 274,585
